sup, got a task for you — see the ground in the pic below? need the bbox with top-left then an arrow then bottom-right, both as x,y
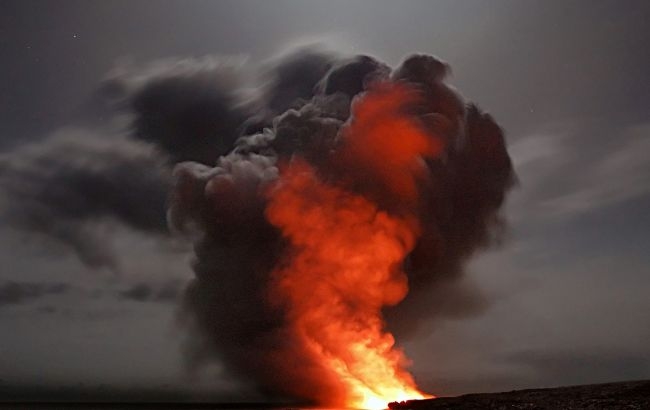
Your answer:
389,380 -> 650,410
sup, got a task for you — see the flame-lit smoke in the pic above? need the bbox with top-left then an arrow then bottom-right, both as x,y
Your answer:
169,50 -> 515,408
265,84 -> 437,408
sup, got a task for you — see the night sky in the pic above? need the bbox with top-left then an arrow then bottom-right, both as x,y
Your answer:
1,0 -> 649,399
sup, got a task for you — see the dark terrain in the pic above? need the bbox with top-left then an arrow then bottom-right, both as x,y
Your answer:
1,380 -> 649,409
389,380 -> 650,409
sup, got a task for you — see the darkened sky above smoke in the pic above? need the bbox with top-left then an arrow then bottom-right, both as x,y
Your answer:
1,0 -> 649,399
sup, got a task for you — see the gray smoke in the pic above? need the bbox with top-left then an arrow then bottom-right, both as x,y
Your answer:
169,50 -> 515,402
117,279 -> 184,304
0,281 -> 69,307
0,51 -> 346,272
0,45 -> 515,403
0,131 -> 170,270
0,57 -> 256,270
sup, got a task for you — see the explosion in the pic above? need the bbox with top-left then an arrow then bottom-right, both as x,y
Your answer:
169,50 -> 514,409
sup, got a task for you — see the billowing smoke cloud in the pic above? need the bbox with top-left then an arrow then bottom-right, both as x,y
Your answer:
111,57 -> 253,165
0,45 -> 514,404
240,47 -> 339,136
0,131 -> 170,270
0,57 -> 258,270
169,51 -> 515,403
0,50 -> 349,272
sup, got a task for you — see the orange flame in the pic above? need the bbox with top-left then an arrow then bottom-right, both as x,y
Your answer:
265,83 -> 439,409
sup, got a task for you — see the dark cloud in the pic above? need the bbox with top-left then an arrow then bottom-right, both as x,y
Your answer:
170,50 -> 515,402
319,54 -> 390,98
111,58 -> 253,165
0,51 -> 341,273
262,47 -> 338,115
0,1 -> 648,398
0,281 -> 69,307
240,47 -> 339,136
0,57 -> 260,271
118,280 -> 184,303
0,131 -> 171,270
0,43 -> 516,403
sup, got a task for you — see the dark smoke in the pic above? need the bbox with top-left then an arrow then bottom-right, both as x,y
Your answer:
169,51 -> 515,401
0,281 -> 69,307
120,58 -> 253,165
0,131 -> 170,270
0,44 -> 514,401
117,279 -> 184,303
240,47 -> 339,136
0,57 -> 255,269
262,48 -> 337,115
0,52 -> 350,272
320,54 -> 390,97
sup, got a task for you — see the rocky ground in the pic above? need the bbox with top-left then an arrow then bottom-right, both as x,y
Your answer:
389,380 -> 650,409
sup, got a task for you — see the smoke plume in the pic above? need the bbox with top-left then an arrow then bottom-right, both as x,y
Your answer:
170,51 -> 515,405
0,57 -> 253,270
0,44 -> 513,405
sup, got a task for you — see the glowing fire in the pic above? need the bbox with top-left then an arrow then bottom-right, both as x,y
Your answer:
265,83 -> 439,409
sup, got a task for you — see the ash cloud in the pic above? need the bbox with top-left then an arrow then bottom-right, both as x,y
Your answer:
118,280 -> 184,303
170,50 -> 515,401
113,58 -> 253,165
240,47 -> 340,136
0,57 -> 258,270
262,48 -> 337,115
0,131 -> 171,270
0,52 -> 349,272
0,281 -> 69,307
0,45 -> 514,401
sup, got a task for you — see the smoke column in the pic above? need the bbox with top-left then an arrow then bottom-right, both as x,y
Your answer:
169,51 -> 515,408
